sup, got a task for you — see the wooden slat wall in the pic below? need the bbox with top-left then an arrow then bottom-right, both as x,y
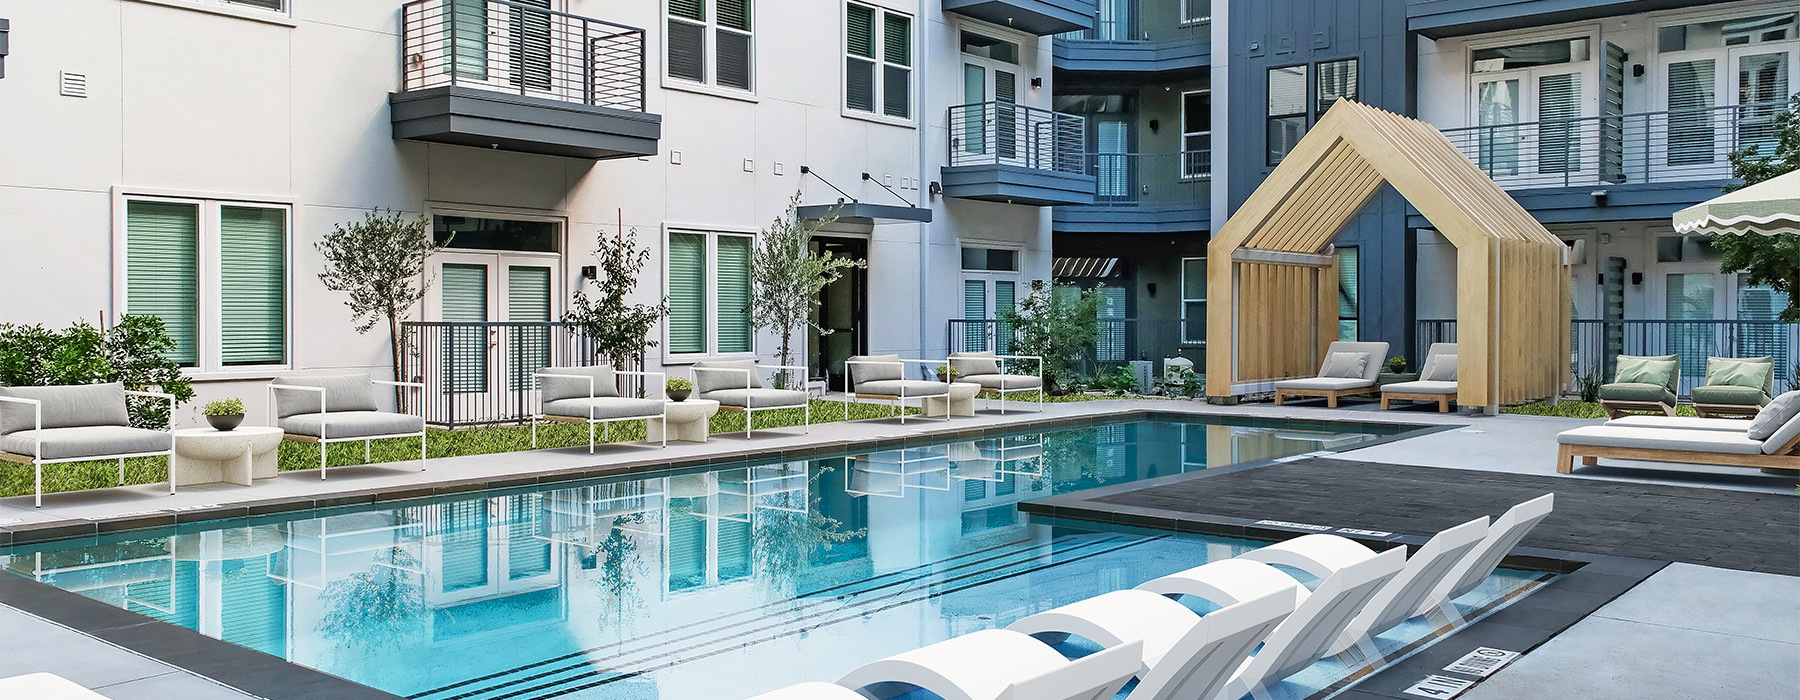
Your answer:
1234,262 -> 1321,383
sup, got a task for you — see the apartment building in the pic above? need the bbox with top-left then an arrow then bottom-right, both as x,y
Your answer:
0,0 -> 1085,425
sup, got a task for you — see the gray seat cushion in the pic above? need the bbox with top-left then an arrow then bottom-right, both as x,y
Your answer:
1597,382 -> 1676,407
692,360 -> 763,395
0,426 -> 172,461
1690,384 -> 1770,407
1557,425 -> 1764,455
964,374 -> 1042,390
271,374 -> 379,417
1747,391 -> 1800,441
846,354 -> 903,383
854,379 -> 950,397
1607,416 -> 1750,432
279,411 -> 424,440
948,351 -> 1000,377
1762,413 -> 1800,455
539,365 -> 619,402
0,383 -> 131,434
541,397 -> 665,421
704,388 -> 809,409
1381,380 -> 1458,395
1274,377 -> 1376,391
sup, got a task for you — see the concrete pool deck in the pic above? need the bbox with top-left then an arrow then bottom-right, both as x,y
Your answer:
1,397 -> 1794,699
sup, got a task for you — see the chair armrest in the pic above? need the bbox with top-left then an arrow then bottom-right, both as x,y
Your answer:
373,380 -> 425,390
995,355 -> 1042,362
691,366 -> 757,391
124,390 -> 178,401
0,396 -> 43,432
268,384 -> 325,394
761,364 -> 809,372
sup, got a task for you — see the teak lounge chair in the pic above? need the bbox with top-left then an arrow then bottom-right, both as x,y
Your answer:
1273,341 -> 1390,408
1597,354 -> 1679,418
531,365 -> 667,452
269,374 -> 426,479
1381,342 -> 1458,412
1691,356 -> 1774,418
0,382 -> 177,508
691,360 -> 811,438
1559,392 -> 1800,473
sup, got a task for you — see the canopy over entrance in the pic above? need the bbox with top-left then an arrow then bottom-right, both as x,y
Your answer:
1206,101 -> 1570,409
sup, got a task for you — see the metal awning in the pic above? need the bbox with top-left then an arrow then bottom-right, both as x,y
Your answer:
1053,257 -> 1123,278
798,202 -> 933,224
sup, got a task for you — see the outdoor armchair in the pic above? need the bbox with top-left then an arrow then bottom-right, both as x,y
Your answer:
1381,342 -> 1458,412
1597,354 -> 1679,418
532,364 -> 667,452
269,374 -> 425,479
692,360 -> 810,438
0,382 -> 177,508
845,354 -> 951,424
948,351 -> 1045,414
1272,341 -> 1390,408
1691,356 -> 1774,418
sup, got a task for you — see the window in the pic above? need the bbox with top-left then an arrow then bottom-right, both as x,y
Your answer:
124,197 -> 289,369
1266,65 -> 1308,165
960,31 -> 1018,64
1181,258 -> 1206,344
846,3 -> 912,119
1336,247 -> 1359,341
1316,58 -> 1358,116
221,0 -> 286,12
961,247 -> 1018,272
668,230 -> 754,356
668,0 -> 754,91
1181,90 -> 1211,179
1180,0 -> 1209,24
1472,37 -> 1589,72
1659,13 -> 1797,52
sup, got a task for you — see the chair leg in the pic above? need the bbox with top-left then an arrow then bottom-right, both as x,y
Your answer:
365,440 -> 371,463
1327,394 -> 1339,408
1380,395 -> 1390,410
1274,392 -> 1285,406
589,421 -> 596,454
804,401 -> 810,434
1556,444 -> 1575,474
420,433 -> 427,471
167,455 -> 176,494
35,463 -> 43,508
118,458 -> 125,485
747,409 -> 754,439
531,417 -> 538,448
320,441 -> 328,480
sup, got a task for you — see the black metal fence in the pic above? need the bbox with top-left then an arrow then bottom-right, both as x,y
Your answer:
947,318 -> 1197,379
400,0 -> 647,113
1416,318 -> 1798,399
402,321 -> 610,428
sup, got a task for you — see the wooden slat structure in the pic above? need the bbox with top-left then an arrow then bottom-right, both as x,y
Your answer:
1206,101 -> 1570,410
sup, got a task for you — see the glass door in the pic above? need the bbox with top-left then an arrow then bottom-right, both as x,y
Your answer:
962,60 -> 1019,164
1732,47 -> 1794,155
960,277 -> 1017,354
1471,67 -> 1588,184
426,252 -> 560,418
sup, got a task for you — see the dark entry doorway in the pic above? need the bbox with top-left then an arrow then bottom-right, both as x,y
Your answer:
810,236 -> 868,391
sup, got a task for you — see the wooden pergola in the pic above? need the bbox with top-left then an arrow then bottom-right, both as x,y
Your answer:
1205,101 -> 1570,411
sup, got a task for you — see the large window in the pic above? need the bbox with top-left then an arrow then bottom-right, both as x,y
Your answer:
1316,58 -> 1359,116
1336,247 -> 1359,341
668,230 -> 754,356
1266,65 -> 1308,165
1181,258 -> 1206,344
668,0 -> 754,92
1181,90 -> 1211,179
845,2 -> 912,120
124,197 -> 289,369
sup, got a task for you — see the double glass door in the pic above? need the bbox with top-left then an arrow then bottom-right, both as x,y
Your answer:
427,252 -> 561,413
1660,45 -> 1795,176
1471,66 -> 1590,182
448,0 -> 557,94
961,60 -> 1020,163
961,276 -> 1017,354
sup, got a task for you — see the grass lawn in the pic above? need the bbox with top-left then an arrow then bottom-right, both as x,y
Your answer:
0,399 -> 915,500
1502,400 -> 1700,419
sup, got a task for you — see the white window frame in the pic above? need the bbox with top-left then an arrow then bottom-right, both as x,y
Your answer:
1180,257 -> 1206,345
843,1 -> 916,126
663,0 -> 758,97
1180,89 -> 1212,180
219,0 -> 287,13
663,225 -> 758,362
1179,0 -> 1210,25
112,188 -> 294,378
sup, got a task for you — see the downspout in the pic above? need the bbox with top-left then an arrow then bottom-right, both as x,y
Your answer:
916,9 -> 933,362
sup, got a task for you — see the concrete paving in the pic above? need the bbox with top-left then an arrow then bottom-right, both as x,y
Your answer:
0,605 -> 256,700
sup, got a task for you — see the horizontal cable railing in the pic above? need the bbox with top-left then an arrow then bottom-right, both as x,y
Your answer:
1056,0 -> 1209,43
1084,151 -> 1210,206
947,101 -> 1088,174
402,321 -> 633,429
948,318 -> 1200,379
1437,101 -> 1785,190
400,0 -> 646,112
1417,318 -> 1798,399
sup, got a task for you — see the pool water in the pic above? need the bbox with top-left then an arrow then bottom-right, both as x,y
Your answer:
1,418 -> 1548,699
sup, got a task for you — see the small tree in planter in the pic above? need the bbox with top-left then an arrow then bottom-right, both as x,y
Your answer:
750,193 -> 865,388
566,227 -> 667,376
315,209 -> 445,408
998,283 -> 1102,395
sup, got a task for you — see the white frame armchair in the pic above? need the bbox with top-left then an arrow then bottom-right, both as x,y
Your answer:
531,369 -> 668,452
0,388 -> 177,508
268,379 -> 426,479
692,363 -> 811,438
845,358 -> 953,424
988,355 -> 1045,414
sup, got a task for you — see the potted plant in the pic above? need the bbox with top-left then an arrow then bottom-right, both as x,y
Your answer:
666,377 -> 693,402
202,397 -> 245,431
935,364 -> 961,383
1385,356 -> 1409,374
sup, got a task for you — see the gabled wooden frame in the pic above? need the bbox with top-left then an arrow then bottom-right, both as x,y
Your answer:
1206,101 -> 1571,410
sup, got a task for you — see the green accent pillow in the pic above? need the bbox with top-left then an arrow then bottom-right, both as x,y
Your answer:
1705,356 -> 1773,392
1614,356 -> 1678,392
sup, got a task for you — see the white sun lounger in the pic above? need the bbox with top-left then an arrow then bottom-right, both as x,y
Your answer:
1235,516 -> 1490,656
836,629 -> 1141,700
1427,494 -> 1554,609
1604,415 -> 1751,432
1006,588 -> 1297,700
744,681 -> 869,700
1139,548 -> 1408,700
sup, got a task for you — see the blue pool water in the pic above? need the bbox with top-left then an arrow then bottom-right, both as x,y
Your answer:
1,417 -> 1549,699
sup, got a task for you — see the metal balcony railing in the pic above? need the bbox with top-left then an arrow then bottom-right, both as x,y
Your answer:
1084,150 -> 1210,206
1437,101 -> 1786,190
400,0 -> 646,113
1057,0 -> 1209,43
1416,318 -> 1798,399
948,101 -> 1088,174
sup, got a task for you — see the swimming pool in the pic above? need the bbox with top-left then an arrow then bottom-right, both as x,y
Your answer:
1,417 -> 1548,699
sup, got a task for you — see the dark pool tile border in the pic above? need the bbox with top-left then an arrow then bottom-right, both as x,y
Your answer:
0,572 -> 400,700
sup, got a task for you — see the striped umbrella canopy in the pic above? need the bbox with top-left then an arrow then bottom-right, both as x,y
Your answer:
1673,169 -> 1800,236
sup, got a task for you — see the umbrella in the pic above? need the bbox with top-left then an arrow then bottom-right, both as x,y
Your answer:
1673,169 -> 1800,236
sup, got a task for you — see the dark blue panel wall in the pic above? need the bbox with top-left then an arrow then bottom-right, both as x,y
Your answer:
1226,0 -> 1415,351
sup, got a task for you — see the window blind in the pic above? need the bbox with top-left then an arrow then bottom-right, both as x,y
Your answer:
668,0 -> 707,83
668,505 -> 707,590
846,4 -> 876,112
883,13 -> 911,118
668,233 -> 708,354
716,0 -> 752,90
507,495 -> 552,580
508,0 -> 553,91
219,206 -> 287,366
962,280 -> 985,352
126,200 -> 200,366
995,280 -> 1015,354
440,500 -> 491,593
446,0 -> 488,80
220,559 -> 286,658
1536,73 -> 1581,174
507,266 -> 551,390
718,518 -> 750,582
1337,248 -> 1360,342
716,235 -> 754,353
1315,59 -> 1358,115
440,264 -> 490,394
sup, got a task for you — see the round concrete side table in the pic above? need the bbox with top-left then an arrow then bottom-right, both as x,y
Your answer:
924,382 -> 981,418
172,427 -> 284,487
649,399 -> 720,443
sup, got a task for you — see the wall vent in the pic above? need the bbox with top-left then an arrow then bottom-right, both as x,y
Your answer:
59,71 -> 87,98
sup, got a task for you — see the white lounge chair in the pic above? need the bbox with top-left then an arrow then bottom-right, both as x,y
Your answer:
1381,342 -> 1458,412
947,351 -> 1045,414
1236,516 -> 1490,656
1006,588 -> 1297,700
1428,494 -> 1555,610
836,629 -> 1141,700
1138,547 -> 1408,700
269,374 -> 426,479
744,682 -> 868,700
530,365 -> 667,453
845,354 -> 952,424
692,360 -> 812,438
0,382 -> 177,508
1273,341 -> 1390,408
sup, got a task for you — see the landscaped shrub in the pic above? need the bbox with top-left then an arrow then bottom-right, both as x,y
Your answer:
999,284 -> 1101,395
0,315 -> 194,428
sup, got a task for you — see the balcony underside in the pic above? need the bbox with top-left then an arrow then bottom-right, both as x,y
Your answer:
1405,181 -> 1733,227
943,0 -> 1095,36
389,86 -> 661,160
1053,204 -> 1210,234
941,165 -> 1097,207
1053,38 -> 1210,76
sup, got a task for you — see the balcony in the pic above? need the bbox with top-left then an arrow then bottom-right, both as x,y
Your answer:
942,0 -> 1096,36
1054,0 -> 1210,75
942,102 -> 1095,207
1433,102 -> 1780,222
390,0 -> 661,160
1054,151 -> 1210,233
